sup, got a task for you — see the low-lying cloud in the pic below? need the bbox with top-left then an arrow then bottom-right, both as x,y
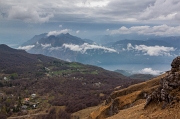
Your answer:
20,43 -> 117,54
127,43 -> 175,56
47,29 -> 71,36
139,68 -> 162,75
18,45 -> 35,51
63,43 -> 117,53
41,43 -> 51,49
110,24 -> 180,36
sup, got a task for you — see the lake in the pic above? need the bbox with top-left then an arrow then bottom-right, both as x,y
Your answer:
99,63 -> 171,74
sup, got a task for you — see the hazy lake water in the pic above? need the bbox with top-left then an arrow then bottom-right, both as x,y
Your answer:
99,64 -> 171,73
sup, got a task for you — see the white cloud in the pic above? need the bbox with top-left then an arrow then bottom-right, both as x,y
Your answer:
39,43 -> 117,53
59,25 -> 63,27
63,43 -> 117,53
139,68 -> 162,75
47,29 -> 71,36
110,24 -> 180,36
127,43 -> 134,51
126,43 -> 175,56
76,0 -> 109,8
76,30 -> 80,33
18,45 -> 35,51
49,46 -> 62,51
41,43 -> 51,49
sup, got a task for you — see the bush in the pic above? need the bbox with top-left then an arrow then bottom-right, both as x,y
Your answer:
0,113 -> 7,119
45,108 -> 71,119
57,109 -> 71,119
10,73 -> 18,80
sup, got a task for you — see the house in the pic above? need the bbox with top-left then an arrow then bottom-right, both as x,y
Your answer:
32,104 -> 37,109
31,94 -> 36,98
23,98 -> 30,105
24,98 -> 30,101
3,77 -> 7,80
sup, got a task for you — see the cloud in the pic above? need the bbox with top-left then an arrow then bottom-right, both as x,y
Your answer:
76,30 -> 80,33
49,46 -> 62,51
18,45 -> 35,51
7,6 -> 53,23
139,0 -> 180,21
126,43 -> 175,56
0,0 -> 156,24
37,43 -> 117,53
41,43 -> 51,49
139,68 -> 162,75
59,25 -> 63,27
110,24 -> 180,36
47,29 -> 71,36
2,0 -> 180,25
76,0 -> 110,8
63,43 -> 117,53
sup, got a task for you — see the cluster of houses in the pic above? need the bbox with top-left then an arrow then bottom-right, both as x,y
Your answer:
21,94 -> 39,111
0,92 -> 40,113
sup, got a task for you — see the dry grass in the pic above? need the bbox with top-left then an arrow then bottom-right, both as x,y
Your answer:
89,73 -> 180,119
71,106 -> 100,119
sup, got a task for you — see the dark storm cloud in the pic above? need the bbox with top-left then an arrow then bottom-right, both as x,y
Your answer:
1,0 -> 180,44
1,0 -> 180,24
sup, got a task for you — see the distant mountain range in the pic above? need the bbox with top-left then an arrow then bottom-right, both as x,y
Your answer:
19,33 -> 180,73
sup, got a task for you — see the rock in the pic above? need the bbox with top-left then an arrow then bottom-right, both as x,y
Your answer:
144,56 -> 180,109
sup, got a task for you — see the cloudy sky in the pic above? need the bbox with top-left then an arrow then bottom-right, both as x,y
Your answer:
1,0 -> 180,46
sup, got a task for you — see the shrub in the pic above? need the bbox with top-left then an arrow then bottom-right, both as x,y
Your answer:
0,113 -> 7,119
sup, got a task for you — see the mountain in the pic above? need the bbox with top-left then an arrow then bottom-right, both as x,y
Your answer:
20,33 -> 180,73
0,44 -> 58,75
128,74 -> 155,80
0,44 -> 144,118
108,37 -> 180,64
114,70 -> 155,80
114,70 -> 133,76
89,34 -> 159,45
89,56 -> 180,119
21,33 -> 47,46
20,33 -> 119,65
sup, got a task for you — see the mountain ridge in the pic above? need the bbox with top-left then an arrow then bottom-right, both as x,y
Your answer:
20,33 -> 180,74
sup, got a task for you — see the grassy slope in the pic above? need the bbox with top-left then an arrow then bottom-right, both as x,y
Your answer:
89,73 -> 180,119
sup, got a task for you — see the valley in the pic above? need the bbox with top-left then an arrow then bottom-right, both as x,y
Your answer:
0,44 -> 143,119
1,35 -> 180,119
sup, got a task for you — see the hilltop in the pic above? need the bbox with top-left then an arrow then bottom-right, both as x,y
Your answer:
0,44 -> 143,119
89,56 -> 180,119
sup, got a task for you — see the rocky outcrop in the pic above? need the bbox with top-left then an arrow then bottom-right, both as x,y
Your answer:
144,56 -> 180,109
89,56 -> 180,119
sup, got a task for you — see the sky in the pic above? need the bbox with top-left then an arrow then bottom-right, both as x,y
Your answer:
1,0 -> 180,47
